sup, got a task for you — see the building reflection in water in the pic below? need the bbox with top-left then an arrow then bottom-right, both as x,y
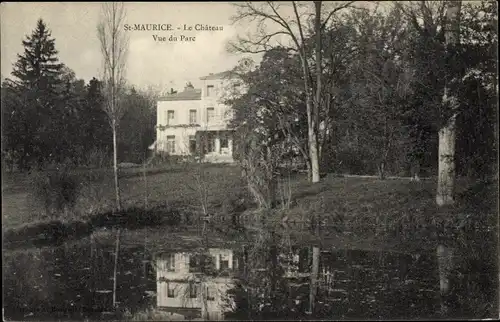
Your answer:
155,246 -> 316,320
156,248 -> 241,320
154,246 -> 437,320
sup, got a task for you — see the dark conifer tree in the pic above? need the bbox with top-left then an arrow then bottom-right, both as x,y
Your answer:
10,19 -> 64,168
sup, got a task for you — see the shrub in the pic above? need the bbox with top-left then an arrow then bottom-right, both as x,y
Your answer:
86,148 -> 111,168
29,168 -> 81,218
148,152 -> 186,166
74,169 -> 113,217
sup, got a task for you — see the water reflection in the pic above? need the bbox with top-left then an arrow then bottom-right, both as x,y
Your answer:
152,245 -> 439,320
156,249 -> 241,320
2,226 -> 495,320
3,235 -> 157,321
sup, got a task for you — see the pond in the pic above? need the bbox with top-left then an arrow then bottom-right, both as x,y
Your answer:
2,224 -> 496,320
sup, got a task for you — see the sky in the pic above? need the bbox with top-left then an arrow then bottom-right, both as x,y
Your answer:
0,2 -> 258,92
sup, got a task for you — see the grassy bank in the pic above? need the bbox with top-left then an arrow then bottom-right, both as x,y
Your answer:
2,163 -> 497,252
2,163 -> 247,229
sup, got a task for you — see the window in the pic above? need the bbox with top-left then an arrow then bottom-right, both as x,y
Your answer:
206,108 -> 215,123
189,282 -> 198,298
189,109 -> 197,124
167,283 -> 175,298
219,254 -> 229,270
220,134 -> 228,149
166,136 -> 175,154
167,110 -> 174,125
206,133 -> 216,153
166,253 -> 175,272
189,136 -> 197,154
206,286 -> 215,301
206,85 -> 214,97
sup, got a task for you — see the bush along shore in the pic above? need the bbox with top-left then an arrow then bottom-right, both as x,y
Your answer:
3,205 -> 187,250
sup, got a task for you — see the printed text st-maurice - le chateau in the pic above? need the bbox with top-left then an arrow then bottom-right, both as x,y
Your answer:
124,24 -> 224,32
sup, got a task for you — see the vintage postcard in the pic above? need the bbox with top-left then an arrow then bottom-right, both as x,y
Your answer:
1,1 -> 498,321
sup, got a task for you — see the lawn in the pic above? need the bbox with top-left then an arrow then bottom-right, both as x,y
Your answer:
2,163 -> 497,252
2,163 -> 246,229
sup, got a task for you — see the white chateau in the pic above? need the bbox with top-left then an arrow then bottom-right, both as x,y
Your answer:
151,71 -> 241,163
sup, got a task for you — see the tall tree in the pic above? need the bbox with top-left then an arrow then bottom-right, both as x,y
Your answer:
395,1 -> 448,179
433,1 -> 462,315
1,80 -> 25,170
97,2 -> 129,211
230,1 -> 355,183
227,50 -> 307,209
119,86 -> 156,163
82,77 -> 113,161
311,1 -> 322,183
7,19 -> 65,169
11,19 -> 64,91
342,6 -> 413,179
455,0 -> 498,179
436,1 -> 462,206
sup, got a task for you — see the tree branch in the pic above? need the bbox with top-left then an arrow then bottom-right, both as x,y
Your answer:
320,1 -> 355,31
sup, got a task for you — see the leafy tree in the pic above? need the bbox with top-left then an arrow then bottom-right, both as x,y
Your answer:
1,80 -> 25,171
230,1 -> 357,183
227,49 -> 307,208
5,19 -> 65,169
310,19 -> 358,171
391,2 -> 446,180
434,1 -> 462,206
64,77 -> 113,166
337,6 -> 413,178
455,0 -> 498,179
119,86 -> 156,163
1,19 -> 118,170
83,77 -> 113,158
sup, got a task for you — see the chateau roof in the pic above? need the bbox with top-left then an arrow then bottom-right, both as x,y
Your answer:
199,70 -> 234,80
158,88 -> 202,101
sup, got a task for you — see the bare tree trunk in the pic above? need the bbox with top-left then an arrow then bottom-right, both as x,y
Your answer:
310,0 -> 322,183
436,114 -> 456,205
309,246 -> 320,314
309,124 -> 320,183
436,2 -> 461,316
98,3 -> 128,212
112,121 -> 121,211
295,7 -> 320,184
112,228 -> 121,308
436,1 -> 461,206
